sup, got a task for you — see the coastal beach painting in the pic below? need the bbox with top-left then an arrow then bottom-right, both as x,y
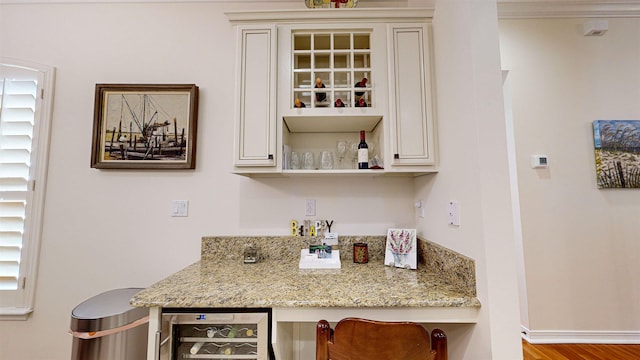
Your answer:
593,120 -> 640,188
91,84 -> 198,169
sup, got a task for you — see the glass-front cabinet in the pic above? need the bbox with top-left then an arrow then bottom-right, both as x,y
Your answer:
228,9 -> 436,176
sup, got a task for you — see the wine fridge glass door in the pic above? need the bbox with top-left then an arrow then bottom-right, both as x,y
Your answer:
160,310 -> 271,360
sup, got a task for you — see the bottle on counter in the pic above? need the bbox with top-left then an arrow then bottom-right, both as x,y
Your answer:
358,130 -> 369,169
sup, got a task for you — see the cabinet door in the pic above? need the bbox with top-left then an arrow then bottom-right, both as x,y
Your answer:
387,23 -> 436,167
234,25 -> 277,167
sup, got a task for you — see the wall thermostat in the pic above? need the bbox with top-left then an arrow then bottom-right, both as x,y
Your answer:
531,155 -> 549,168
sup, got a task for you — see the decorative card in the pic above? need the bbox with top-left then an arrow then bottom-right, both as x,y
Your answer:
385,228 -> 417,270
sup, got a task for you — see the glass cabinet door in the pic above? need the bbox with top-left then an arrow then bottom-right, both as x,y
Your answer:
177,322 -> 261,358
160,311 -> 271,360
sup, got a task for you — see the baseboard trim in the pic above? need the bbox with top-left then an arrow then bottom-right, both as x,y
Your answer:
521,325 -> 640,344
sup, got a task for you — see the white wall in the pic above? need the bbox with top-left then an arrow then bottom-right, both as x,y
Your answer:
0,1 -> 523,359
500,18 -> 640,342
414,0 -> 523,359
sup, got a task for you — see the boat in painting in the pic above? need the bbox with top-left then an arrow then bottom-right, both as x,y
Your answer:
103,94 -> 188,162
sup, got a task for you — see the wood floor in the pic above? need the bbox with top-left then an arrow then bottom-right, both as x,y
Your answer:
522,340 -> 640,360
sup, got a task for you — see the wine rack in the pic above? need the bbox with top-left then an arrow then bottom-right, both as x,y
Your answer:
292,31 -> 372,109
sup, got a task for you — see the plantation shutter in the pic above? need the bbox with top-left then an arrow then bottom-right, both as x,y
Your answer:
0,70 -> 37,292
0,62 -> 53,318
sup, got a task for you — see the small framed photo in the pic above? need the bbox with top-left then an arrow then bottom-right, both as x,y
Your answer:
90,84 -> 199,169
385,228 -> 417,269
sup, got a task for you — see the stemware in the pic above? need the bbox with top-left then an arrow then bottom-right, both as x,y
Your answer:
347,141 -> 359,169
368,141 -> 376,160
303,152 -> 315,170
320,151 -> 334,170
290,152 -> 301,170
336,140 -> 347,169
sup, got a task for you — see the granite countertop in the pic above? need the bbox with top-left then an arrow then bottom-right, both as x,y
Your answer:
131,236 -> 480,309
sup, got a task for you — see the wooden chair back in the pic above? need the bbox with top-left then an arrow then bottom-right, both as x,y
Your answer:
316,317 -> 447,360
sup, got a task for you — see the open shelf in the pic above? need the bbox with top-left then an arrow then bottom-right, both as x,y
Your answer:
283,114 -> 382,133
282,169 -> 385,176
233,169 -> 437,177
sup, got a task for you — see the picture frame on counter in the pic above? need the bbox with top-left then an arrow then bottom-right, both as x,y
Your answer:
90,83 -> 199,169
385,228 -> 417,270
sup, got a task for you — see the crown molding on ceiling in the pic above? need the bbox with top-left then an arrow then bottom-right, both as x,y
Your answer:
497,1 -> 640,18
1,0 -> 640,19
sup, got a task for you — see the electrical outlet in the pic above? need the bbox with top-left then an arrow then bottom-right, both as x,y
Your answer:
447,201 -> 460,226
305,199 -> 316,216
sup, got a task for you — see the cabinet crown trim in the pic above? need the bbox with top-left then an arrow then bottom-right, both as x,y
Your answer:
226,8 -> 433,23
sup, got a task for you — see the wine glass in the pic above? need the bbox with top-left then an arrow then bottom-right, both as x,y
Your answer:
336,140 -> 347,169
320,151 -> 334,170
348,141 -> 359,169
368,141 -> 376,160
303,152 -> 315,170
290,151 -> 301,170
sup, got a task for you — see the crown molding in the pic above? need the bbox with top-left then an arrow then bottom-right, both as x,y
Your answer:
1,0 -> 640,19
226,8 -> 433,24
498,1 -> 640,19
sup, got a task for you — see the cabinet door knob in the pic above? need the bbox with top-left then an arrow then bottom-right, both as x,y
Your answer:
394,154 -> 399,159
268,154 -> 274,160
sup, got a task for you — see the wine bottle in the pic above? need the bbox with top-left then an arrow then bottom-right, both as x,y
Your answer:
357,130 -> 369,169
190,342 -> 203,355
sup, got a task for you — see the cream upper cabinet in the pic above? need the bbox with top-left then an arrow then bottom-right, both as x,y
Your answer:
228,9 -> 436,176
233,24 -> 277,169
387,23 -> 437,169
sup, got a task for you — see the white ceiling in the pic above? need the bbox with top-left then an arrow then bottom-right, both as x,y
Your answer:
1,0 -> 639,18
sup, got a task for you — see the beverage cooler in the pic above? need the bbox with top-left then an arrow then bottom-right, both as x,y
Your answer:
159,309 -> 273,360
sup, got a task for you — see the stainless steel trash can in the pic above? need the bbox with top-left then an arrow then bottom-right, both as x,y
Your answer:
70,288 -> 149,360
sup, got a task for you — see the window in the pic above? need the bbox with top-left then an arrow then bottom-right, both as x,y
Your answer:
0,60 -> 54,320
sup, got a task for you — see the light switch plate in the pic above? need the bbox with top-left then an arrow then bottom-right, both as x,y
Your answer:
305,199 -> 316,216
415,200 -> 424,218
171,200 -> 189,217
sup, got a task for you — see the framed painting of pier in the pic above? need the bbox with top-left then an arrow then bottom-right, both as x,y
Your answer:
91,84 -> 199,169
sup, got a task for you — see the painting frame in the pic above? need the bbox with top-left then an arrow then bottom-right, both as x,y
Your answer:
90,83 -> 199,169
593,120 -> 640,189
384,228 -> 418,270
